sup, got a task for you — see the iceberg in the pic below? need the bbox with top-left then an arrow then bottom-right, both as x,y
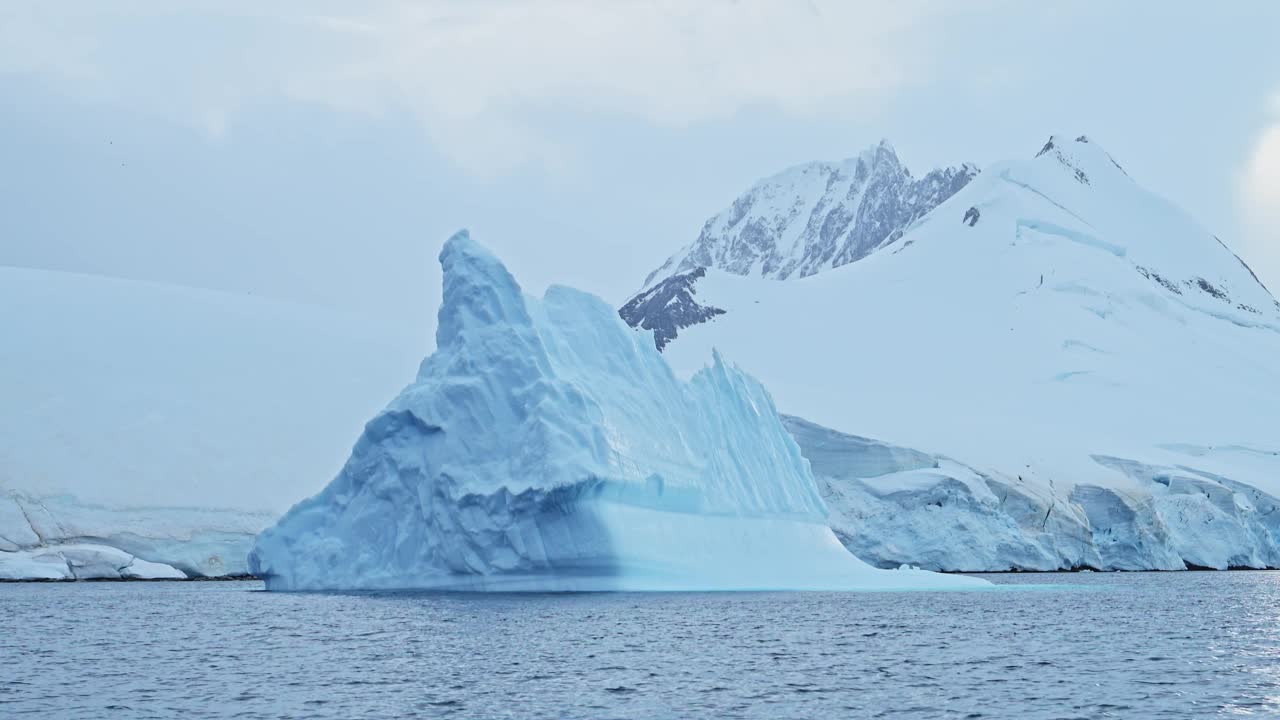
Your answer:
250,232 -> 985,592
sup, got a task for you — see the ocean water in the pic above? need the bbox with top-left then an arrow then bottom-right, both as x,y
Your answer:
3,572 -> 1279,719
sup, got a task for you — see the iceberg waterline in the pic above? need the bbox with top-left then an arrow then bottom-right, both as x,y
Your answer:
249,232 -> 984,591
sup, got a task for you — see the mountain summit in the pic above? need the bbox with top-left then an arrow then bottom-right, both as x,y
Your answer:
624,135 -> 1280,572
624,141 -> 977,349
642,141 -> 978,287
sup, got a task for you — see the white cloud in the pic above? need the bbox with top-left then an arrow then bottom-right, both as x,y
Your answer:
1241,92 -> 1280,292
0,0 -> 991,175
1245,125 -> 1280,210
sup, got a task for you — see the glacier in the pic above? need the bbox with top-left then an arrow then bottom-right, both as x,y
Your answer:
631,135 -> 1280,572
0,490 -> 273,579
249,232 -> 985,592
0,264 -> 424,580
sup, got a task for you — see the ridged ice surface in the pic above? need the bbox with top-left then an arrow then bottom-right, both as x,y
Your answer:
250,233 -> 984,591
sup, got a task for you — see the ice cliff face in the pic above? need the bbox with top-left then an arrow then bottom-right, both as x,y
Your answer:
0,491 -> 271,579
788,417 -> 1280,572
637,135 -> 1280,572
249,232 -> 984,592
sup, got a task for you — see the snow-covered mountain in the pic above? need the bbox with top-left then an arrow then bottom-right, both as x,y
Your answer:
250,232 -> 984,592
625,141 -> 976,348
0,266 -> 425,578
626,135 -> 1280,571
644,141 -> 977,286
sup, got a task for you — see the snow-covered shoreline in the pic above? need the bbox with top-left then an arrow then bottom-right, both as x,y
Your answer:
785,416 -> 1280,573
0,571 -> 258,583
0,491 -> 271,581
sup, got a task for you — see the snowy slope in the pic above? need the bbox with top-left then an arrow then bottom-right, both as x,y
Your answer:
0,490 -> 275,578
627,141 -> 975,349
250,231 -> 986,592
642,141 -> 977,287
0,266 -> 425,577
641,135 -> 1280,571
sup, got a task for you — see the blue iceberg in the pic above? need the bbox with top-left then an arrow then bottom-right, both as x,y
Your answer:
249,232 -> 985,591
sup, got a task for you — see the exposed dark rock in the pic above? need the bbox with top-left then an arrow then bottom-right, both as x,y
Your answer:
963,207 -> 980,227
1191,277 -> 1230,302
1035,134 -> 1108,182
618,267 -> 725,351
1136,266 -> 1183,295
630,142 -> 978,349
641,143 -> 978,287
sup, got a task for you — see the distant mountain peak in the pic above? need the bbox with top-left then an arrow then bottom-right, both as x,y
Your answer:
1034,133 -> 1129,184
624,139 -> 978,350
623,134 -> 1278,353
869,138 -> 898,160
638,140 -> 978,290
613,134 -> 1280,576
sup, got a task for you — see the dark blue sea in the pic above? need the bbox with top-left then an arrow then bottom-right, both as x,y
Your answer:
4,572 -> 1278,718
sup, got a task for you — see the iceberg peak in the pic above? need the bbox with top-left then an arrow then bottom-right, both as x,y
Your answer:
435,229 -> 533,350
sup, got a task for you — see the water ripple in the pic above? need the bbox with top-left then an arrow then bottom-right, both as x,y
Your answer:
3,573 -> 1280,718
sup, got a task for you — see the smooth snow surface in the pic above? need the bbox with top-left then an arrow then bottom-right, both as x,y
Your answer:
250,232 -> 985,591
0,264 -> 425,579
654,136 -> 1280,571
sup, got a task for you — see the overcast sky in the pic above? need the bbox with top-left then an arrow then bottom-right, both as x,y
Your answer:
3,1 -> 1279,337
